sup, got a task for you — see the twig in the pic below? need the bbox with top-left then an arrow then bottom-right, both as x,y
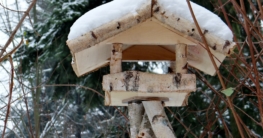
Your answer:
2,56 -> 14,138
0,0 -> 37,58
238,0 -> 263,129
0,38 -> 23,62
186,1 -> 245,137
0,2 -> 26,13
166,107 -> 198,138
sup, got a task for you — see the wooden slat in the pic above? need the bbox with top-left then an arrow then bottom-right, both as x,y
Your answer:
122,45 -> 175,61
105,91 -> 189,106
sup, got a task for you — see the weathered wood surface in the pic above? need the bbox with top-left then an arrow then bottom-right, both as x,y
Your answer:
103,71 -> 196,92
104,91 -> 188,106
128,103 -> 144,138
72,43 -> 111,77
110,43 -> 122,73
142,101 -> 176,138
137,113 -> 156,138
67,0 -> 151,53
175,43 -> 190,106
176,44 -> 188,74
103,71 -> 195,106
70,19 -> 227,77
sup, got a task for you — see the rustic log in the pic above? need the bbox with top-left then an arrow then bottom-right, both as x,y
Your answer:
103,71 -> 195,106
142,101 -> 176,138
103,71 -> 196,92
128,103 -> 144,138
137,113 -> 156,138
67,0 -> 151,54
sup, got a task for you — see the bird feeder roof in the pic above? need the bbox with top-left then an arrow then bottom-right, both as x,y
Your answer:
67,0 -> 236,77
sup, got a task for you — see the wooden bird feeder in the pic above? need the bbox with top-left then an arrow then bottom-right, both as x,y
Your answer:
66,0 -> 235,137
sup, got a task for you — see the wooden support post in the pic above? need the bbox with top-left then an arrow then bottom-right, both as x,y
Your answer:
109,43 -> 143,137
128,103 -> 144,138
142,101 -> 175,138
105,43 -> 123,105
176,43 -> 189,106
110,43 -> 122,74
137,113 -> 156,138
176,43 -> 188,74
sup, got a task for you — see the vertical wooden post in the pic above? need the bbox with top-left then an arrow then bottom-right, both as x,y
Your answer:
105,43 -> 123,105
175,43 -> 189,106
109,43 -> 144,137
110,43 -> 122,74
128,103 -> 144,138
176,43 -> 188,74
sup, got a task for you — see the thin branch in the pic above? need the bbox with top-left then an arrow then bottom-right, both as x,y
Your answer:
186,1 -> 245,137
0,2 -> 26,13
0,0 -> 37,58
2,56 -> 14,137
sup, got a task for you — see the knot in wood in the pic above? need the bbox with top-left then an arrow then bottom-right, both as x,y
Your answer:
173,73 -> 182,88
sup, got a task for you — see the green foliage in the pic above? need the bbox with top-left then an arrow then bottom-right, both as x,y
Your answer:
222,87 -> 234,97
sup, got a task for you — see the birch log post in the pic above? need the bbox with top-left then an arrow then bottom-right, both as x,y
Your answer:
105,43 -> 123,105
176,43 -> 189,106
137,113 -> 156,138
142,101 -> 176,138
110,43 -> 122,74
176,43 -> 188,74
128,103 -> 144,138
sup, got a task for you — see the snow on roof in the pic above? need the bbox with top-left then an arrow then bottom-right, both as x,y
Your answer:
158,0 -> 233,41
68,0 -> 148,40
68,0 -> 233,41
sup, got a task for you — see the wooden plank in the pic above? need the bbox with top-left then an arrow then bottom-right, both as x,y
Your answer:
103,71 -> 196,92
106,19 -> 196,46
122,45 -> 175,61
74,43 -> 111,76
105,91 -> 188,107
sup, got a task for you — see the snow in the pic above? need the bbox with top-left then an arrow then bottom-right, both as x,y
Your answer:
158,0 -> 233,41
68,0 -> 233,41
68,0 -> 148,40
